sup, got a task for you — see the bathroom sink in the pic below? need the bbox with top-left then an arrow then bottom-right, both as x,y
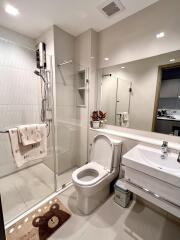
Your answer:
122,144 -> 180,218
122,144 -> 180,187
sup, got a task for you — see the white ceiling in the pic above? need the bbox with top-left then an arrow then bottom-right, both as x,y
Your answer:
0,0 -> 159,39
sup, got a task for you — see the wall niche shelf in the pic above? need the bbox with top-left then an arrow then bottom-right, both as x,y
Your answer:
76,69 -> 87,107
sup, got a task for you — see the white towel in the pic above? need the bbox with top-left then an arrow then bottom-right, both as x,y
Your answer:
118,112 -> 129,127
9,124 -> 47,167
18,124 -> 42,146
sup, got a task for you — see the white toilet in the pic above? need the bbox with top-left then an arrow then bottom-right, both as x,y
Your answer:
72,134 -> 122,214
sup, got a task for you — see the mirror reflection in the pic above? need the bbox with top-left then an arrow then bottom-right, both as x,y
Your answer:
98,50 -> 180,136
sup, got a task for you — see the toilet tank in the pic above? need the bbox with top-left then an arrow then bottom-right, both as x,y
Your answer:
90,135 -> 122,172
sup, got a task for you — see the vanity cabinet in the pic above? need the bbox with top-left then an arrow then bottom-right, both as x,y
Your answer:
160,79 -> 180,98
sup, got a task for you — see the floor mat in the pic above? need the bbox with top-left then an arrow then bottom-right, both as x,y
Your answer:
6,198 -> 71,240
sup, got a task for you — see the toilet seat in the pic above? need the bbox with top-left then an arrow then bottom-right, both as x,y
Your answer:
72,162 -> 109,186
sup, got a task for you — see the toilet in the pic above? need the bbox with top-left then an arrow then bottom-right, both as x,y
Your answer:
72,134 -> 122,214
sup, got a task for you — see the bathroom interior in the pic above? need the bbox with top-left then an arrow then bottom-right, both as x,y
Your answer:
0,0 -> 180,239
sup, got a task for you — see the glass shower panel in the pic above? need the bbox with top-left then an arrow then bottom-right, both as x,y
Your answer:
0,38 -> 56,224
55,60 -> 89,189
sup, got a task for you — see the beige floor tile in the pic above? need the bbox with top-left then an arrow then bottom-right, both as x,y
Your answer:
51,186 -> 180,240
0,164 -> 74,223
57,166 -> 77,188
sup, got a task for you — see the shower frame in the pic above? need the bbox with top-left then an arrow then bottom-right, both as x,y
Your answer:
0,37 -> 58,226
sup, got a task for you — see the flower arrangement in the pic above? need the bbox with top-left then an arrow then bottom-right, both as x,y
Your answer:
98,111 -> 106,121
91,110 -> 107,128
91,111 -> 99,121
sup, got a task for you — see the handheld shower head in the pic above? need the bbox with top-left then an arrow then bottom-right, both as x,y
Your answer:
34,70 -> 47,84
34,69 -> 48,123
34,70 -> 40,76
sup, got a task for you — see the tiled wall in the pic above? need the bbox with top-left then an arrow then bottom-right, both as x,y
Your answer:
0,37 -> 42,177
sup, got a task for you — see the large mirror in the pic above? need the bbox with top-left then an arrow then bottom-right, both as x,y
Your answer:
98,50 -> 180,136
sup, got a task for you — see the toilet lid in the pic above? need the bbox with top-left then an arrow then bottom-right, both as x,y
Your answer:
90,135 -> 114,172
72,162 -> 109,186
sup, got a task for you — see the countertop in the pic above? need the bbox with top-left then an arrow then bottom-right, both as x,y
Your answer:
90,128 -> 180,151
157,116 -> 180,122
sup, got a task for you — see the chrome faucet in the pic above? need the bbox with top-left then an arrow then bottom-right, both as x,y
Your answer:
161,141 -> 168,159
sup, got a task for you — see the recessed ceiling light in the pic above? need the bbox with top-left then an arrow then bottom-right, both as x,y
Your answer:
5,4 -> 19,16
156,32 -> 165,39
169,59 -> 175,62
104,57 -> 109,61
121,66 -> 125,69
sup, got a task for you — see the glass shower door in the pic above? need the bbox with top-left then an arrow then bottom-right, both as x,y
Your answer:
55,59 -> 89,189
0,38 -> 56,224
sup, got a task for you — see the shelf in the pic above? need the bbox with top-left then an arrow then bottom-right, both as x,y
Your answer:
77,69 -> 86,88
76,69 -> 86,107
77,105 -> 86,108
77,87 -> 86,90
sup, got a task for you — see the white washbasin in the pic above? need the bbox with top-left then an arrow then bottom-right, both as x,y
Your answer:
122,144 -> 180,187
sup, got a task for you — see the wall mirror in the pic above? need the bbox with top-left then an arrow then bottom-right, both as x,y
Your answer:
98,50 -> 180,136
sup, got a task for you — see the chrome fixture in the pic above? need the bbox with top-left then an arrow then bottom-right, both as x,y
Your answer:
34,70 -> 49,123
34,70 -> 47,85
161,141 -> 168,159
125,179 -> 180,209
57,60 -> 73,85
102,73 -> 112,77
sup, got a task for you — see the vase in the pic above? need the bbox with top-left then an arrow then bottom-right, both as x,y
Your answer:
100,119 -> 107,128
92,121 -> 100,129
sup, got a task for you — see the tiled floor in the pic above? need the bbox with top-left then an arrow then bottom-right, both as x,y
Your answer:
50,186 -> 180,240
1,163 -> 76,223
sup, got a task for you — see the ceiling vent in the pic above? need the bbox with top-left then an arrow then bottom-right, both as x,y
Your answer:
98,0 -> 125,17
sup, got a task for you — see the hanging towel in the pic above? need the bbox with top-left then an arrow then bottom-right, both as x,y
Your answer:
9,124 -> 47,168
118,112 -> 129,127
18,124 -> 42,146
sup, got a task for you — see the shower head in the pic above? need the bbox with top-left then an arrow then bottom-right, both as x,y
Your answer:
34,70 -> 40,76
102,73 -> 112,77
34,70 -> 47,84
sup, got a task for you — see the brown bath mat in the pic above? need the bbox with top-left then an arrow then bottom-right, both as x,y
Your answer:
6,198 -> 71,240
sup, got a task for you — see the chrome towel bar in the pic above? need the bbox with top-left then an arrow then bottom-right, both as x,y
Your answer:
125,178 -> 180,210
0,130 -> 8,134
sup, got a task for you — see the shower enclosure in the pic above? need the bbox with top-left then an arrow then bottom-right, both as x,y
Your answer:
0,37 -> 56,224
0,36 -> 89,225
